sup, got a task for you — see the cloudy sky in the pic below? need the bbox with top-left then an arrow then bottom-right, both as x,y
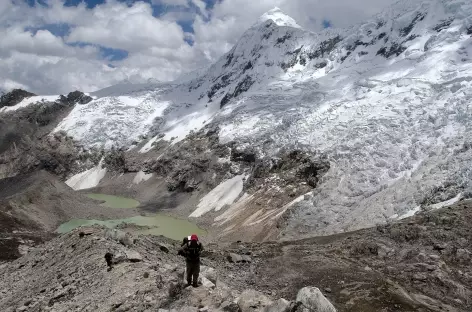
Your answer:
1,0 -> 397,94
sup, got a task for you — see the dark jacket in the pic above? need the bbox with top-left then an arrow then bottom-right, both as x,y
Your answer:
179,240 -> 203,263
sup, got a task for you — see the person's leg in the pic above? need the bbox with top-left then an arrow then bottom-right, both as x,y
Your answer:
186,262 -> 193,286
192,262 -> 200,287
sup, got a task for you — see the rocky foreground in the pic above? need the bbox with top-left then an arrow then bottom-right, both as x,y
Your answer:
0,227 -> 336,312
1,200 -> 471,312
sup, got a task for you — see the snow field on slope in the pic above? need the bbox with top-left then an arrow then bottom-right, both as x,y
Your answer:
66,159 -> 107,191
54,94 -> 170,148
132,171 -> 153,184
189,175 -> 245,218
0,95 -> 59,113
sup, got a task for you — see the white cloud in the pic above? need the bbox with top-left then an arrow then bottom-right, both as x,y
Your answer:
66,1 -> 186,52
0,27 -> 97,59
0,0 -> 397,95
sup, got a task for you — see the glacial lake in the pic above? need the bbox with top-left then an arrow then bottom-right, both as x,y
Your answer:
58,193 -> 206,240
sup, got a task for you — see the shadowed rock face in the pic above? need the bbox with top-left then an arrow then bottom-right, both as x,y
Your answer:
0,89 -> 36,109
65,91 -> 92,105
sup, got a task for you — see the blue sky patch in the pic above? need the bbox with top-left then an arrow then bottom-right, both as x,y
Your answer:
99,47 -> 129,61
25,23 -> 71,37
322,19 -> 332,28
68,42 -> 128,61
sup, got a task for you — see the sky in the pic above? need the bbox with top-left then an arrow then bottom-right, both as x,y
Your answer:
0,0 -> 397,94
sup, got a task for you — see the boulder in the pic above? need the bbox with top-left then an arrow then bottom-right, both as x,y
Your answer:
200,266 -> 218,284
263,298 -> 292,312
228,253 -> 252,263
105,229 -> 134,247
201,277 -> 216,289
220,301 -> 240,312
295,287 -> 336,312
125,250 -> 143,262
159,243 -> 170,253
228,253 -> 243,263
111,251 -> 128,265
237,289 -> 273,312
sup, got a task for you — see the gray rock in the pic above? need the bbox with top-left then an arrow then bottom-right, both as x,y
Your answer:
158,243 -> 170,253
105,229 -> 134,247
228,253 -> 243,263
112,251 -> 128,265
125,250 -> 143,262
263,298 -> 291,312
200,266 -> 218,284
201,277 -> 216,289
295,287 -> 336,312
238,289 -> 273,312
228,253 -> 252,263
220,301 -> 241,312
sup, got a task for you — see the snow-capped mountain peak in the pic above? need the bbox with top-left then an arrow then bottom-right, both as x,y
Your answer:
4,0 -> 472,239
258,7 -> 301,29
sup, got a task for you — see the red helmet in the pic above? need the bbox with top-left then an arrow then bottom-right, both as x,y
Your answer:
190,234 -> 198,241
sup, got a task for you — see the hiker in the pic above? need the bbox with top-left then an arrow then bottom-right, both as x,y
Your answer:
178,234 -> 203,287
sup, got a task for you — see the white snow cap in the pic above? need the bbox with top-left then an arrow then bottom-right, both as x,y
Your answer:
258,7 -> 301,29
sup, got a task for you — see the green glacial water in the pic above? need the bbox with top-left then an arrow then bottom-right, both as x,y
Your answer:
58,193 -> 206,240
86,193 -> 140,209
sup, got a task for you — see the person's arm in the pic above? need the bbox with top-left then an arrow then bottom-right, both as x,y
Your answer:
178,244 -> 187,256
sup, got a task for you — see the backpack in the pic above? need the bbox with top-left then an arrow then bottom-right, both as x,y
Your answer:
186,240 -> 201,260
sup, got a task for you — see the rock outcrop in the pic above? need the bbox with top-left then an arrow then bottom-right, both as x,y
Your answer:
0,89 -> 35,108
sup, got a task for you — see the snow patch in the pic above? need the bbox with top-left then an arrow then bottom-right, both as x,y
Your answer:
190,175 -> 245,218
140,135 -> 161,153
132,171 -> 153,184
66,159 -> 107,191
398,206 -> 421,220
430,193 -> 462,210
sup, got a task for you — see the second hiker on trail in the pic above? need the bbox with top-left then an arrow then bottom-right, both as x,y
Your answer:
178,234 -> 204,287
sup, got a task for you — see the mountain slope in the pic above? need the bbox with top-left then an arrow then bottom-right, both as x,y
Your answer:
1,200 -> 472,311
2,0 -> 472,239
